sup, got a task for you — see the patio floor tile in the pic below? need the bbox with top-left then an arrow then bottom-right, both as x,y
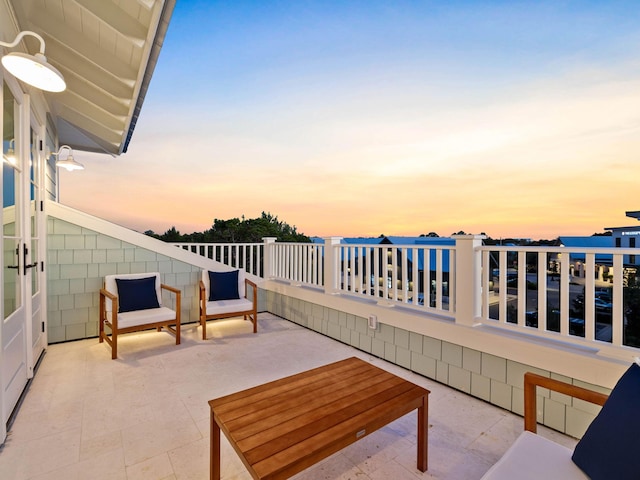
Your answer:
0,313 -> 577,479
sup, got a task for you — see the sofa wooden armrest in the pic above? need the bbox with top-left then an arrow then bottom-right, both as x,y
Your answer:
481,372 -> 609,480
199,270 -> 258,340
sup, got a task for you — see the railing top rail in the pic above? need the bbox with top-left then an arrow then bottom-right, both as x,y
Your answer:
476,245 -> 638,254
171,242 -> 263,246
337,243 -> 454,250
273,242 -> 321,246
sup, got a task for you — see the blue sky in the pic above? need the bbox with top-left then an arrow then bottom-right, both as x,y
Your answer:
63,0 -> 640,238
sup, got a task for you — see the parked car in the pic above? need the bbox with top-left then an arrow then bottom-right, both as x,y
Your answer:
595,297 -> 613,312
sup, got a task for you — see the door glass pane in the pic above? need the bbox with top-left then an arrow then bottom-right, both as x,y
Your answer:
30,127 -> 38,294
3,82 -> 21,316
3,238 -> 20,317
31,238 -> 38,294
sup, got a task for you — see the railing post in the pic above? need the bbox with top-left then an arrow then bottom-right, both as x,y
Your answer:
454,234 -> 486,326
324,237 -> 343,294
262,237 -> 277,279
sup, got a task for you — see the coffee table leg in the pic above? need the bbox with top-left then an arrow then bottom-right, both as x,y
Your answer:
211,412 -> 221,480
417,394 -> 428,472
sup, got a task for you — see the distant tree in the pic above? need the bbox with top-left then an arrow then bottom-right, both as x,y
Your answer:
592,231 -> 612,236
159,226 -> 182,242
420,232 -> 439,238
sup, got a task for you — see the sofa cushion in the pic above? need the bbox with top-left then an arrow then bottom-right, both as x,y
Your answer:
116,276 -> 160,313
208,270 -> 240,301
571,363 -> 640,480
482,431 -> 588,480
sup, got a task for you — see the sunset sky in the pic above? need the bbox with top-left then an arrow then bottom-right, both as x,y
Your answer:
60,0 -> 640,239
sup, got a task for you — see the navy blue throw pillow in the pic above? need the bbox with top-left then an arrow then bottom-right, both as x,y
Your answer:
115,276 -> 160,313
571,362 -> 640,479
208,270 -> 240,301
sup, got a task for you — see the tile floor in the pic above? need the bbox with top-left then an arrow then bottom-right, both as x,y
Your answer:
0,313 -> 577,479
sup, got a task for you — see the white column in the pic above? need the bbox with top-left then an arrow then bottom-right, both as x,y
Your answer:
323,237 -> 343,294
262,237 -> 277,279
454,235 -> 486,326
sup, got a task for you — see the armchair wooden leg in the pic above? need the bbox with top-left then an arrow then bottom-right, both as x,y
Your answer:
112,332 -> 117,360
202,318 -> 207,340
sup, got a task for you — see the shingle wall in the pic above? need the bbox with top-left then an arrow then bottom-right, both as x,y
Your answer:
267,290 -> 609,438
47,217 -> 202,343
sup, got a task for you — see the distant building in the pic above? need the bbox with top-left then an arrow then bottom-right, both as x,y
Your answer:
558,235 -> 614,281
606,210 -> 640,267
556,210 -> 640,283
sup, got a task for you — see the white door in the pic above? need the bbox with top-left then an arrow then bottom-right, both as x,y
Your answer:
28,122 -> 45,368
1,81 -> 33,443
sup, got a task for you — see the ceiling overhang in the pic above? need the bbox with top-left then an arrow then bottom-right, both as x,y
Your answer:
8,0 -> 175,155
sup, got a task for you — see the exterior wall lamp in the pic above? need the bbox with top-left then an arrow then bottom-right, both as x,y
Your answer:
0,30 -> 66,92
53,145 -> 84,171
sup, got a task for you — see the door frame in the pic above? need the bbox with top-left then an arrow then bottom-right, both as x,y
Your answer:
1,76 -> 47,443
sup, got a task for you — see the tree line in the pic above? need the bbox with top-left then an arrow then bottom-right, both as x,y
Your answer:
144,212 -> 311,243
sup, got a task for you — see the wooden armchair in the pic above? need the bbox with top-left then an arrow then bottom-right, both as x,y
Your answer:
199,269 -> 257,340
99,272 -> 181,359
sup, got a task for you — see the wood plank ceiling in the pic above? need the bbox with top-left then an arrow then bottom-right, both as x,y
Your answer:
9,0 -> 175,155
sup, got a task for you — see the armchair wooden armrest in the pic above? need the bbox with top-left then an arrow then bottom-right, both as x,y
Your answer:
99,287 -> 119,329
524,372 -> 608,433
245,278 -> 257,304
161,283 -> 181,295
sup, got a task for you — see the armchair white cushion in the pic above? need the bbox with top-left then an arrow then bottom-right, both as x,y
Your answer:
481,431 -> 588,480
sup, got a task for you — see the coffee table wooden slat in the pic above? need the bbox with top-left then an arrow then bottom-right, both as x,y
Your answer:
211,358 -> 366,414
226,369 -> 394,436
209,357 -> 430,480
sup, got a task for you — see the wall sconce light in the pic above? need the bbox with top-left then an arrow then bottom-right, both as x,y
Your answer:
0,31 -> 66,92
53,145 -> 84,171
3,138 -> 17,165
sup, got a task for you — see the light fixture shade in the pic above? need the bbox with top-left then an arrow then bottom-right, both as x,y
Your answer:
56,154 -> 84,171
2,52 -> 66,92
4,148 -> 17,165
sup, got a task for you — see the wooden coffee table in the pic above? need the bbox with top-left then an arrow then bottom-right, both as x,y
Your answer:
209,356 -> 430,479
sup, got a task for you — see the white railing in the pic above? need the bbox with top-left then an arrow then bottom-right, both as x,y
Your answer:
172,242 -> 264,277
475,245 -> 639,351
270,241 -> 324,287
334,243 -> 455,317
174,236 -> 640,352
